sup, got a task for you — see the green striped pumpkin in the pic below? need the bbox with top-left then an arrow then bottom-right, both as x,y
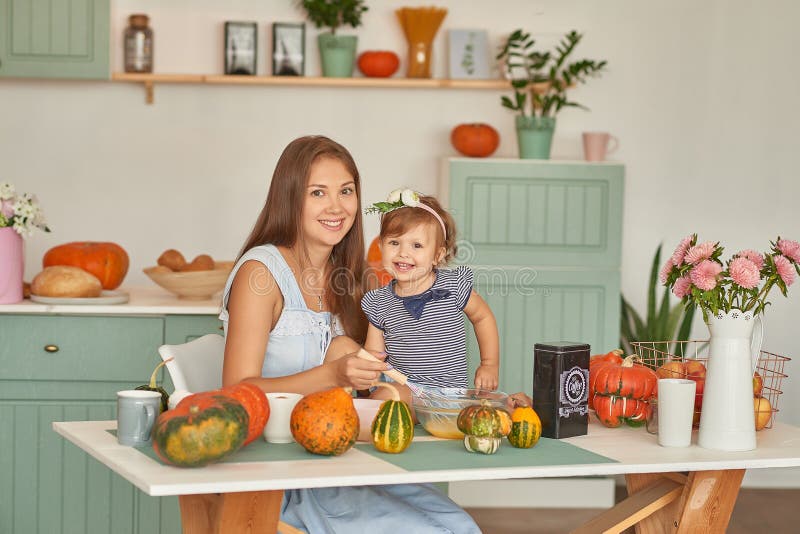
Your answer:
507,405 -> 542,449
371,383 -> 414,454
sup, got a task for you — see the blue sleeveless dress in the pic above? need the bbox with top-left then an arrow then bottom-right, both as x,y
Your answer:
220,245 -> 481,534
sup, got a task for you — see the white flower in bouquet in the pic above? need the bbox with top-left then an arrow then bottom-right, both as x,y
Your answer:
0,182 -> 50,237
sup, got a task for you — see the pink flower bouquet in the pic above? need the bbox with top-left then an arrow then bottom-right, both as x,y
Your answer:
661,234 -> 800,318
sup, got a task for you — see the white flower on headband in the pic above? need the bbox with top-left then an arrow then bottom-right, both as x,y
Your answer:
400,189 -> 419,207
387,188 -> 403,203
366,187 -> 421,214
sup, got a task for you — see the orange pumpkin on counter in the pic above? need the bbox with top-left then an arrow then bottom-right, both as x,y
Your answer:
450,123 -> 500,157
357,51 -> 400,78
43,241 -> 130,289
366,236 -> 393,287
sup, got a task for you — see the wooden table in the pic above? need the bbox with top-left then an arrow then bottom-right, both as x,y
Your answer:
53,420 -> 800,534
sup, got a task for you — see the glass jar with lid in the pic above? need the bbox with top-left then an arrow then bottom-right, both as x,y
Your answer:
124,14 -> 153,73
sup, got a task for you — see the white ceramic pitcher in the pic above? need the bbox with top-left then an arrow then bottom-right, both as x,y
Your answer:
698,309 -> 764,451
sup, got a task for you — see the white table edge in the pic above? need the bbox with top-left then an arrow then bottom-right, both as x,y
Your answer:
53,420 -> 800,497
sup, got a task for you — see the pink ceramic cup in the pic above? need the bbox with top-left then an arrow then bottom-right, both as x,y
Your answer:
582,132 -> 619,162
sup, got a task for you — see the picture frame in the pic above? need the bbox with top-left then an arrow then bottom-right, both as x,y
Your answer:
448,29 -> 490,79
272,23 -> 306,76
224,21 -> 257,75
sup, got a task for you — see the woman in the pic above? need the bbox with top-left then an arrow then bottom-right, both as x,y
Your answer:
220,135 -> 482,533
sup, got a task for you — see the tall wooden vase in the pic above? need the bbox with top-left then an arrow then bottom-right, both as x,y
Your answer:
698,309 -> 763,451
0,227 -> 24,304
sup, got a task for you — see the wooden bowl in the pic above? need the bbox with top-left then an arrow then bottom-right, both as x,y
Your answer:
143,261 -> 234,300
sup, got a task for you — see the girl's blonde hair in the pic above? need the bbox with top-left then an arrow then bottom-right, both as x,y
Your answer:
379,195 -> 457,265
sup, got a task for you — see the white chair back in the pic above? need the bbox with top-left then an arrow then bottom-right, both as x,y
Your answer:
158,334 -> 225,393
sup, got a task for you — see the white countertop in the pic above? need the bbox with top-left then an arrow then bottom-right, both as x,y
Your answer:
53,419 -> 800,497
0,286 -> 222,315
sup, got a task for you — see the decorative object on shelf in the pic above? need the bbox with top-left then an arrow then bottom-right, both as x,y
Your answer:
396,6 -> 447,78
357,51 -> 400,78
0,183 -> 49,304
143,260 -> 234,300
450,123 -> 500,157
661,234 -> 800,451
300,0 -> 368,78
224,22 -> 258,75
582,131 -> 618,162
272,23 -> 306,76
496,30 -> 607,159
124,14 -> 153,73
448,29 -> 489,79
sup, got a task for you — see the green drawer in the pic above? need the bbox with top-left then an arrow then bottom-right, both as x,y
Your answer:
0,315 -> 164,382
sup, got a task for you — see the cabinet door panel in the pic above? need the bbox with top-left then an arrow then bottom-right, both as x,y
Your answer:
447,160 -> 624,267
0,0 -> 109,79
466,268 -> 620,396
0,315 -> 163,382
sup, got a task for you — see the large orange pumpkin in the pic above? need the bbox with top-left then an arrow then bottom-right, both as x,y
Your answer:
43,242 -> 130,289
366,236 -> 393,287
290,387 -> 359,456
450,123 -> 500,157
357,51 -> 400,78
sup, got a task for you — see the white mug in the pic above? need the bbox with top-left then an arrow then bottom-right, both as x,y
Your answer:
263,392 -> 304,443
657,379 -> 696,447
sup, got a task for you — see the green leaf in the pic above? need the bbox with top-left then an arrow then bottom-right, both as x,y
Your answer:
646,244 -> 663,334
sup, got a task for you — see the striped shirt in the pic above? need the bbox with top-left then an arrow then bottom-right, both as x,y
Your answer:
361,266 -> 474,388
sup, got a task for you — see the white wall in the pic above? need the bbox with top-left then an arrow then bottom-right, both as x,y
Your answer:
2,0 -> 798,431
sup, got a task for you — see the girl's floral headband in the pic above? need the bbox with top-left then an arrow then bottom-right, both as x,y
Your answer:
365,188 -> 447,238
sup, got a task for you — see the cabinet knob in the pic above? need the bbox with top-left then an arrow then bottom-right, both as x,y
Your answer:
44,344 -> 59,353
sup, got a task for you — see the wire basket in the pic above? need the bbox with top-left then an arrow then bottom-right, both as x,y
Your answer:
631,340 -> 790,430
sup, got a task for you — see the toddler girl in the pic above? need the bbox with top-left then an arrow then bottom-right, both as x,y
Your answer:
361,188 -> 499,392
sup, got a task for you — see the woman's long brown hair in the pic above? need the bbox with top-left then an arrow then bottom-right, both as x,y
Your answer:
237,135 -> 368,343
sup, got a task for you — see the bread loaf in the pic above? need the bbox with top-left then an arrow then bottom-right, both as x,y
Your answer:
31,266 -> 103,298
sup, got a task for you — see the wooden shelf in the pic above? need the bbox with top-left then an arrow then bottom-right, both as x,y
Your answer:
111,72 -> 509,104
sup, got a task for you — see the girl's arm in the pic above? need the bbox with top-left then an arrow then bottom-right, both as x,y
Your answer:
363,323 -> 386,355
222,261 -> 386,393
463,289 -> 500,390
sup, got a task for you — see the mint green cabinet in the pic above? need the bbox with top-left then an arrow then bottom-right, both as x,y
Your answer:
0,313 -> 221,534
447,159 -> 624,396
0,0 -> 110,79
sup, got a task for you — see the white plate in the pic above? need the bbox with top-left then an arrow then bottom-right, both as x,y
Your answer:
30,290 -> 130,305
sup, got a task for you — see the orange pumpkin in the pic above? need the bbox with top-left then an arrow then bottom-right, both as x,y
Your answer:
592,395 -> 651,428
588,349 -> 624,409
290,387 -> 359,456
590,354 -> 658,401
450,123 -> 500,158
357,51 -> 400,78
366,236 -> 393,287
221,383 -> 270,446
43,242 -> 129,289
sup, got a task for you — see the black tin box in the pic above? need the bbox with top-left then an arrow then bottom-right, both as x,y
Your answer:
532,342 -> 590,439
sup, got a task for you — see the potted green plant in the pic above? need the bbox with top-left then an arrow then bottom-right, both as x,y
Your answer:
299,0 -> 368,78
496,30 -> 607,159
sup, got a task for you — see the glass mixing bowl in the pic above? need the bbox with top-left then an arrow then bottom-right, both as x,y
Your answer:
412,387 -> 509,439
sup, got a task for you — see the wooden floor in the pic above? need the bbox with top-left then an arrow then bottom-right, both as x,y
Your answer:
466,488 -> 800,533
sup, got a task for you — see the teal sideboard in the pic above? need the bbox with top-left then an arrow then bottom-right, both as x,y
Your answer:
444,159 -> 624,397
0,311 -> 221,534
0,0 -> 110,79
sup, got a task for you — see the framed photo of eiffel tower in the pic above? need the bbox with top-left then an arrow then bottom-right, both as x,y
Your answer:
272,23 -> 305,76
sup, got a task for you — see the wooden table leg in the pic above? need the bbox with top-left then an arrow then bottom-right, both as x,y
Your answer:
673,469 -> 745,533
572,470 -> 745,534
179,490 -> 284,534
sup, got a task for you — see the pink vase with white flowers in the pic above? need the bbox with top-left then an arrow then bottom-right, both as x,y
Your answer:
0,227 -> 24,303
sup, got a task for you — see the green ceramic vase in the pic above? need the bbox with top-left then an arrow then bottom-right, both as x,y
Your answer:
317,34 -> 357,78
516,116 -> 556,159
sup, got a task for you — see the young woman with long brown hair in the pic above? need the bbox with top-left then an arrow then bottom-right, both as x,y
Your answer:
219,135 -> 481,533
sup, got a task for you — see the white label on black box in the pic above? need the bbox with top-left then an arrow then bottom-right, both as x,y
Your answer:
559,366 -> 589,410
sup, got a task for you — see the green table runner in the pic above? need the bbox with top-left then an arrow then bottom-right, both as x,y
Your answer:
354,438 -> 616,471
107,430 -> 331,465
110,429 -> 616,471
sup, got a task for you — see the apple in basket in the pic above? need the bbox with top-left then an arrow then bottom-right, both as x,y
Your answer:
655,361 -> 685,379
754,396 -> 772,430
684,360 -> 706,409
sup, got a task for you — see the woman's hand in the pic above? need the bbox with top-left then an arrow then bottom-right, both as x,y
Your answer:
327,350 -> 387,390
